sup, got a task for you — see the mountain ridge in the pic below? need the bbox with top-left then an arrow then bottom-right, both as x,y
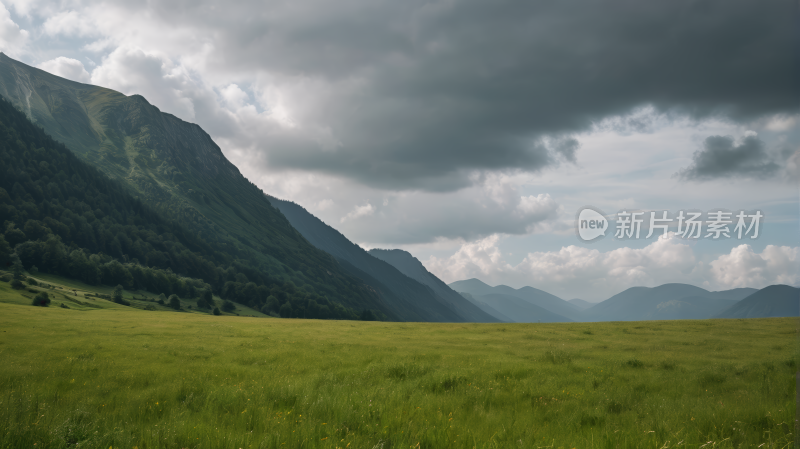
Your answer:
268,197 -> 498,322
0,53 -> 394,318
449,278 -> 583,321
368,248 -> 500,322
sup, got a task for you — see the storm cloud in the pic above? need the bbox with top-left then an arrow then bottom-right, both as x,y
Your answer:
678,135 -> 781,180
11,0 -> 797,191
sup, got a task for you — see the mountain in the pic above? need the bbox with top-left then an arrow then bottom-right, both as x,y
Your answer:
0,93 -> 376,319
449,278 -> 582,321
0,53 -> 392,318
466,293 -> 572,323
268,198 -> 498,322
368,249 -> 499,322
457,292 -> 513,322
584,283 -> 758,321
568,299 -> 595,310
716,285 -> 799,318
448,279 -> 766,322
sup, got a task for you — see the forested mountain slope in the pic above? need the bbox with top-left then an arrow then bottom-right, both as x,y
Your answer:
0,60 -> 396,319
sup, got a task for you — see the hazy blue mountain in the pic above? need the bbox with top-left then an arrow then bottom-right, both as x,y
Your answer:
716,285 -> 799,318
701,288 -> 758,301
457,292 -> 513,322
269,198 -> 498,322
646,296 -> 739,320
0,53 -> 393,317
449,278 -> 501,296
368,249 -> 499,322
568,299 -> 595,310
584,283 -> 759,321
468,293 -> 572,323
449,278 -> 582,320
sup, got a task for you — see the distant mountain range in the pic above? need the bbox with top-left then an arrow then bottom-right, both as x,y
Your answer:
578,283 -> 757,322
450,279 -> 582,321
449,279 -> 796,322
268,198 -> 498,322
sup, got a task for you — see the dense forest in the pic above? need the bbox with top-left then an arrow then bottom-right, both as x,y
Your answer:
0,96 -> 383,320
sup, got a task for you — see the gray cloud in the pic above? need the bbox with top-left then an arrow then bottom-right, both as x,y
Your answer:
221,0 -> 796,190
338,190 -> 559,245
19,0 -> 798,192
678,135 -> 780,180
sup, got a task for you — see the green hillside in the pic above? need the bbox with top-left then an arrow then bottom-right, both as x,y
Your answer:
0,53 -> 394,320
0,93 -> 380,320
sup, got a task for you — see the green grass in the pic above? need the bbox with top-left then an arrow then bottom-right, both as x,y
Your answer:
0,272 -> 268,317
0,290 -> 796,448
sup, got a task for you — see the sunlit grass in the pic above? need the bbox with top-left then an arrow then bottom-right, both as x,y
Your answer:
0,295 -> 795,448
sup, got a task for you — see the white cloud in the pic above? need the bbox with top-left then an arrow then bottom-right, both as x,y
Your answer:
42,10 -> 95,37
90,46 -> 198,121
710,244 -> 799,288
517,194 -> 557,218
0,3 -> 29,57
763,114 -> 798,132
39,57 -> 91,83
425,234 -> 513,281
220,83 -> 249,110
340,203 -> 375,223
426,233 -> 799,300
3,0 -> 38,18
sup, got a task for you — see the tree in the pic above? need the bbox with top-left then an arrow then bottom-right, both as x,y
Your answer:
0,234 -> 11,267
3,227 -> 26,247
360,309 -> 376,321
198,288 -> 213,308
222,300 -> 236,313
279,302 -> 293,318
157,293 -> 167,305
112,284 -> 130,306
168,294 -> 181,310
212,307 -> 221,316
265,295 -> 280,313
10,262 -> 24,280
32,292 -> 50,307
10,279 -> 23,290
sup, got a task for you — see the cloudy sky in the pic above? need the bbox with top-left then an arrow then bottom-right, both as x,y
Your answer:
1,0 -> 797,300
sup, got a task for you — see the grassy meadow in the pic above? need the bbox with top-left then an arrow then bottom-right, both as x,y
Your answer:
0,278 -> 796,448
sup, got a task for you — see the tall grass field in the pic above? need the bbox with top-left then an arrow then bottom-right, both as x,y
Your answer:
0,278 -> 796,448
